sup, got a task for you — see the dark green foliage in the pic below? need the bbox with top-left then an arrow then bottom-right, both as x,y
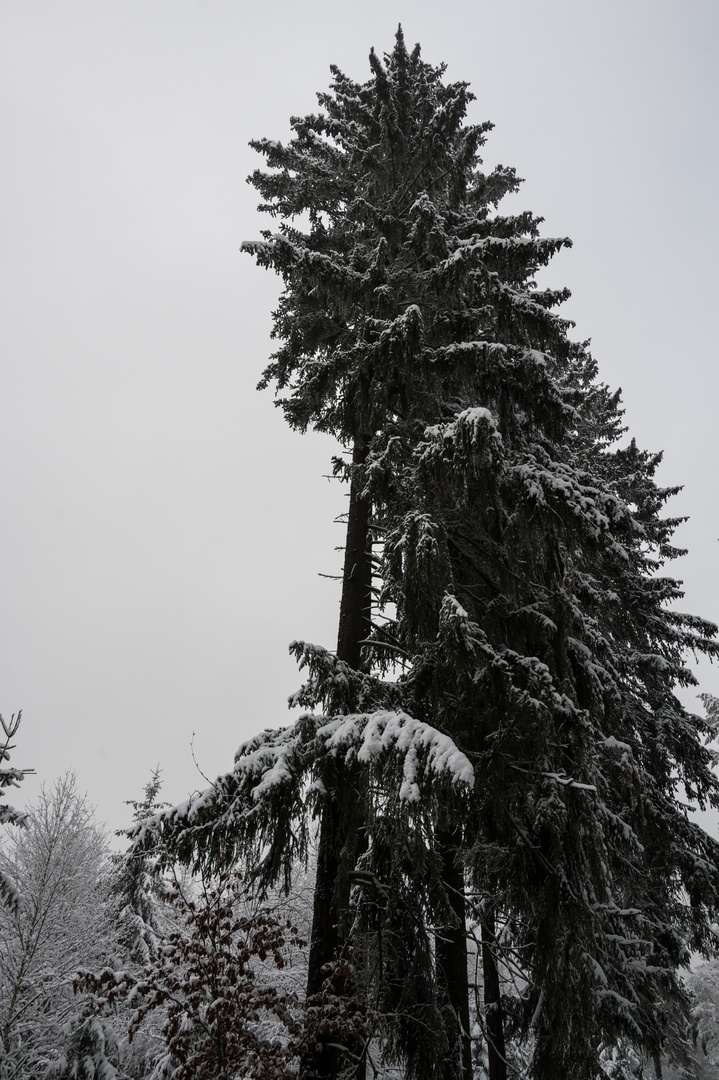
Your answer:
133,28 -> 719,1079
0,712 -> 30,914
47,1009 -> 121,1080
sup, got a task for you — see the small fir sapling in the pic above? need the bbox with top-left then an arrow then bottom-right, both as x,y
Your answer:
107,768 -> 169,966
47,1008 -> 122,1080
0,711 -> 31,913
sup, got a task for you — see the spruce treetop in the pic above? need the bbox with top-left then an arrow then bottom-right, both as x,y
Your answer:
242,26 -> 572,445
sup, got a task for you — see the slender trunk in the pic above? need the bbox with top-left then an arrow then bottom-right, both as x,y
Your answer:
436,829 -> 473,1080
481,915 -> 507,1080
301,438 -> 372,1080
335,439 -> 372,673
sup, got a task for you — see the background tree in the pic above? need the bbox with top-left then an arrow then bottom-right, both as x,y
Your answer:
51,772 -> 200,1080
47,1009 -> 123,1080
681,957 -> 719,1079
78,870 -> 376,1080
0,773 -> 114,1079
107,768 -> 168,967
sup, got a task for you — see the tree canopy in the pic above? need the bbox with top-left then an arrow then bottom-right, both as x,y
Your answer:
133,28 -> 719,1080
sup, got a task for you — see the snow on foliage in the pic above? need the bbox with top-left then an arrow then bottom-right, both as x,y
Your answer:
136,26 -> 719,1080
322,709 -> 475,794
0,775 -> 115,1079
0,711 -> 30,914
133,702 -> 474,883
74,872 -> 377,1080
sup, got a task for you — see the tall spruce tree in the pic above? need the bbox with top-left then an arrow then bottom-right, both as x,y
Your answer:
238,31 -> 549,1078
134,29 -> 719,1080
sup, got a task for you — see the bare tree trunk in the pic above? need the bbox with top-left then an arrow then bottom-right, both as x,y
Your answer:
301,438 -> 372,1080
436,829 -> 473,1080
482,915 -> 507,1080
335,439 -> 372,673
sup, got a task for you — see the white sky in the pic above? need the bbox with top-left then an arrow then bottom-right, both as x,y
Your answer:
1,0 -> 717,837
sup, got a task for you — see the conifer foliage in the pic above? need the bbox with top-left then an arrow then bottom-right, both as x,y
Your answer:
0,713 -> 30,914
108,769 -> 167,967
134,29 -> 719,1080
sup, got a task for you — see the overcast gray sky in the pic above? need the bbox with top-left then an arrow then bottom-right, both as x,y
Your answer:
1,0 -> 717,836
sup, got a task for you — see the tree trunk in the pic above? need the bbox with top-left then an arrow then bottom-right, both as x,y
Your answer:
335,439 -> 372,673
301,438 -> 372,1080
481,915 -> 507,1080
435,829 -> 473,1080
